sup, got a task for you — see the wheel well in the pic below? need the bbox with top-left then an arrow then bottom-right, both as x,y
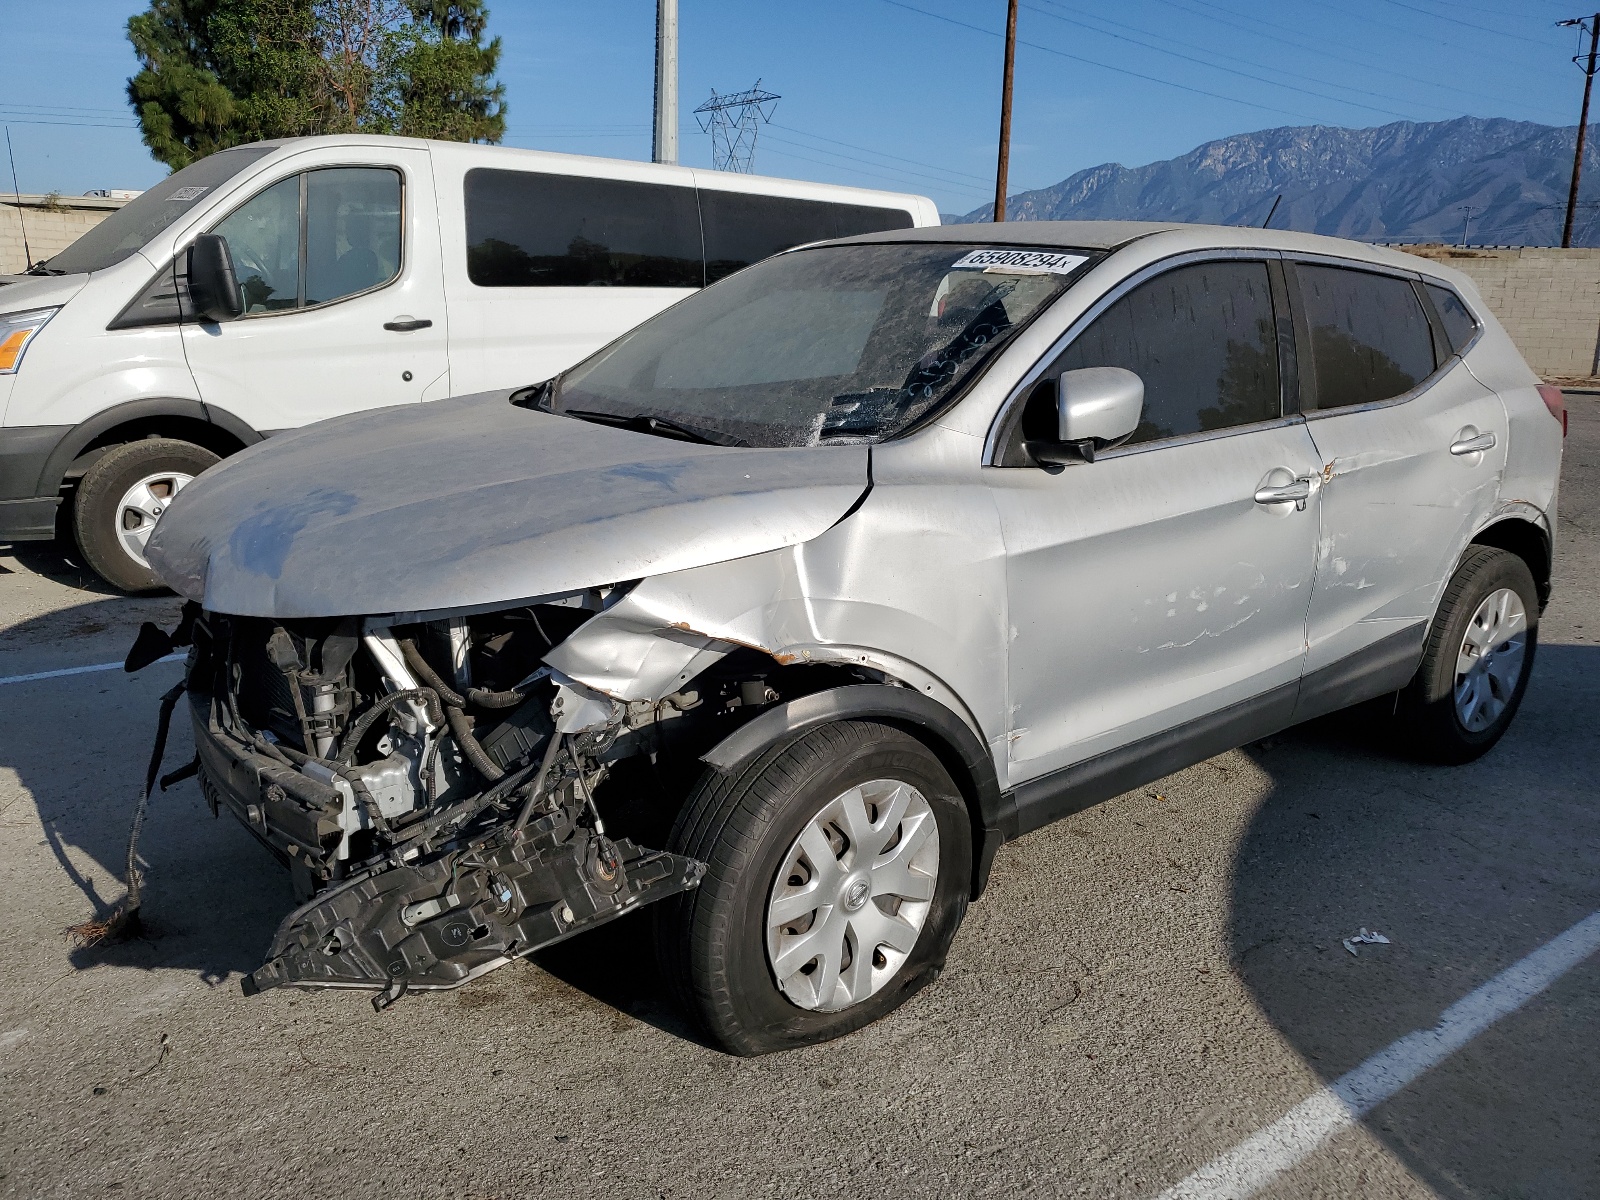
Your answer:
63,417 -> 247,482
1470,518 -> 1551,609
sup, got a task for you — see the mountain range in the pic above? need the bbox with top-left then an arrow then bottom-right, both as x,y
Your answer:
949,116 -> 1600,247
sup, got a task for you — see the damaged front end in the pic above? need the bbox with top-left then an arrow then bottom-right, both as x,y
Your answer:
183,594 -> 714,1009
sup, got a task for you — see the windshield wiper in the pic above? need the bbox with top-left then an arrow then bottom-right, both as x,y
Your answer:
23,263 -> 65,276
560,408 -> 748,447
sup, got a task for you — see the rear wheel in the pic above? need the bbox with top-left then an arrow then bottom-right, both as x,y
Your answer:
72,438 -> 218,592
655,720 -> 971,1055
1397,545 -> 1538,764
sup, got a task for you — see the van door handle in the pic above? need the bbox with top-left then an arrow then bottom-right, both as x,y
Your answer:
1254,477 -> 1312,510
383,316 -> 433,332
1449,430 -> 1496,456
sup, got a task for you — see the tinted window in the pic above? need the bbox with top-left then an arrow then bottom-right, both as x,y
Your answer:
43,146 -> 274,275
1425,283 -> 1480,354
305,168 -> 402,305
1297,265 -> 1435,409
1052,261 -> 1281,445
700,190 -> 914,283
465,169 -> 702,288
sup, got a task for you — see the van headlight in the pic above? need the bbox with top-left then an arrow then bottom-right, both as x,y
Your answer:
0,307 -> 59,374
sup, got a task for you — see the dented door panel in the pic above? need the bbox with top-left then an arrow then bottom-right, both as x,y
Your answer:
991,421 -> 1324,787
1300,363 -> 1505,676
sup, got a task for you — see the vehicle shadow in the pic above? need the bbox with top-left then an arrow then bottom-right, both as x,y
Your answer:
1227,641 -> 1600,1198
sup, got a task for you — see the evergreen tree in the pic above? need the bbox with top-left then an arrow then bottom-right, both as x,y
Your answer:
126,0 -> 505,169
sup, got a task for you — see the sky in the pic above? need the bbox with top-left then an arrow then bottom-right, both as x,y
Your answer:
0,0 -> 1588,217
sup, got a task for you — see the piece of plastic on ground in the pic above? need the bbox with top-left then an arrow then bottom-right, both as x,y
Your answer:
1342,927 -> 1392,956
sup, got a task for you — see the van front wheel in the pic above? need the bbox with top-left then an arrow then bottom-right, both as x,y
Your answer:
73,438 -> 219,593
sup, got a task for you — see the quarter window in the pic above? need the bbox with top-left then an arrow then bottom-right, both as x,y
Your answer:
699,191 -> 914,284
1296,264 -> 1435,409
1425,283 -> 1480,355
1049,260 -> 1282,446
209,166 -> 403,314
464,169 -> 703,288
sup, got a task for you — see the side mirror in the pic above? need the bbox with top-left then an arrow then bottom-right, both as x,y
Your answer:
1025,366 -> 1144,465
186,233 -> 243,323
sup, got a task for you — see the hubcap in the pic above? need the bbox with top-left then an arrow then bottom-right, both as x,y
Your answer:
114,470 -> 194,568
765,778 -> 940,1013
1454,586 -> 1528,733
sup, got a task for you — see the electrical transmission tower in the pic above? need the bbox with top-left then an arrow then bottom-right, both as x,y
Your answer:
694,81 -> 780,173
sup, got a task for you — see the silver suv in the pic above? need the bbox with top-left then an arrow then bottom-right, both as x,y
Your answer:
144,222 -> 1566,1054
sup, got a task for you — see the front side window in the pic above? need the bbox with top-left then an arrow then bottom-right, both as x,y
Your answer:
700,191 -> 914,284
1297,264 -> 1435,410
1050,260 -> 1281,445
551,243 -> 1085,447
210,166 -> 402,314
465,169 -> 702,288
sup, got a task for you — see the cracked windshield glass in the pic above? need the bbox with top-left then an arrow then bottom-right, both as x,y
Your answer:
551,243 -> 1091,446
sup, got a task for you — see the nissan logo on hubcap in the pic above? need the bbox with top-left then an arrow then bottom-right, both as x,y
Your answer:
844,878 -> 871,911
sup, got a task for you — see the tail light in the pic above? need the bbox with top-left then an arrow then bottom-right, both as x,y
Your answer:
1537,384 -> 1568,437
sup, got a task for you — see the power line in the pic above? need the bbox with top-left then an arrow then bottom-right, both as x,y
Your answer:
1374,0 -> 1559,45
768,124 -> 995,186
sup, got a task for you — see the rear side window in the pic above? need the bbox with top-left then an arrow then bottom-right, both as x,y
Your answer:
699,191 -> 914,283
1051,260 -> 1281,445
1296,264 -> 1435,409
1425,283 -> 1480,354
465,169 -> 702,288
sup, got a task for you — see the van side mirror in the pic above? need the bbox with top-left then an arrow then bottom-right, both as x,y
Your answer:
1024,367 -> 1144,465
187,233 -> 243,323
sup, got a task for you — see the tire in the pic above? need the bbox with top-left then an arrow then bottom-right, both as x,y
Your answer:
1397,545 -> 1539,764
654,720 -> 972,1055
72,438 -> 219,593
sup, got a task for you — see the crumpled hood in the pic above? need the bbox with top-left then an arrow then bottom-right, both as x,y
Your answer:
147,390 -> 870,619
0,272 -> 89,311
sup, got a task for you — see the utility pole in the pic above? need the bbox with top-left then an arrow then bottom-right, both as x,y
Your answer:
653,0 -> 678,165
1459,205 -> 1480,247
1559,14 -> 1600,247
993,0 -> 1018,222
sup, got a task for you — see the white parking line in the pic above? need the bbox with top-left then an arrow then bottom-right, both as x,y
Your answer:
1153,908 -> 1600,1200
0,652 -> 183,687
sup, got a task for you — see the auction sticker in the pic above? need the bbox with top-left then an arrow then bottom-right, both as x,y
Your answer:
950,248 -> 1089,274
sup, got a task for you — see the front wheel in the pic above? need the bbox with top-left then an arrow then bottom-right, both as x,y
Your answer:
72,438 -> 219,593
1397,545 -> 1539,764
655,720 -> 972,1055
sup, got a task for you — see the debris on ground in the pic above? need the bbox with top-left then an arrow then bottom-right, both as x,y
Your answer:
1342,928 -> 1392,956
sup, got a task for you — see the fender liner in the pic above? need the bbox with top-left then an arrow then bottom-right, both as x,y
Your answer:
35,397 -> 262,498
701,683 -> 1011,899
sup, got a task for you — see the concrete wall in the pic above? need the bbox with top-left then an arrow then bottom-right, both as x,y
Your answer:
1399,245 -> 1600,381
0,195 -> 127,274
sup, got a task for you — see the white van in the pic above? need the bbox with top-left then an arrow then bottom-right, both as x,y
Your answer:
0,135 -> 936,590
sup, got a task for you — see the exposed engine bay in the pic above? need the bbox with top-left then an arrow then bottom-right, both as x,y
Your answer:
177,589 -> 834,1009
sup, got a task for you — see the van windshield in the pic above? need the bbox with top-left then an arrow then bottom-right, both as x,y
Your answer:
552,242 -> 1090,447
39,146 -> 275,275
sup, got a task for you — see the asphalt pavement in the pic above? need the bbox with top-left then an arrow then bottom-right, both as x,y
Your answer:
0,398 -> 1595,1199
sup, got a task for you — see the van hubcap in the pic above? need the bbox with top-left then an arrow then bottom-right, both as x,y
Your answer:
1454,587 -> 1528,733
765,778 -> 940,1013
115,471 -> 195,568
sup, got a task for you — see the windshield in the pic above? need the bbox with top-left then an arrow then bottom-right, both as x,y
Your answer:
553,242 -> 1090,446
41,146 -> 276,275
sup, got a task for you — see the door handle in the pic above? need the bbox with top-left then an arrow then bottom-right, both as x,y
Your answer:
1254,478 -> 1312,510
1449,430 -> 1496,456
383,316 -> 433,332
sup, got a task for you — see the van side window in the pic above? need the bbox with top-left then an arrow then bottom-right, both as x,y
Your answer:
1295,264 -> 1435,409
1047,260 -> 1281,446
210,167 -> 403,313
699,192 -> 914,283
1425,282 -> 1480,355
464,169 -> 702,288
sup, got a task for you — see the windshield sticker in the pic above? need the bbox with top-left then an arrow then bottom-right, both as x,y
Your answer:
169,186 -> 209,201
950,248 -> 1089,275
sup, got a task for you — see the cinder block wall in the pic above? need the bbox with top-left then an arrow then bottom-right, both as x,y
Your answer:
1,196 -> 127,274
1399,245 -> 1600,380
